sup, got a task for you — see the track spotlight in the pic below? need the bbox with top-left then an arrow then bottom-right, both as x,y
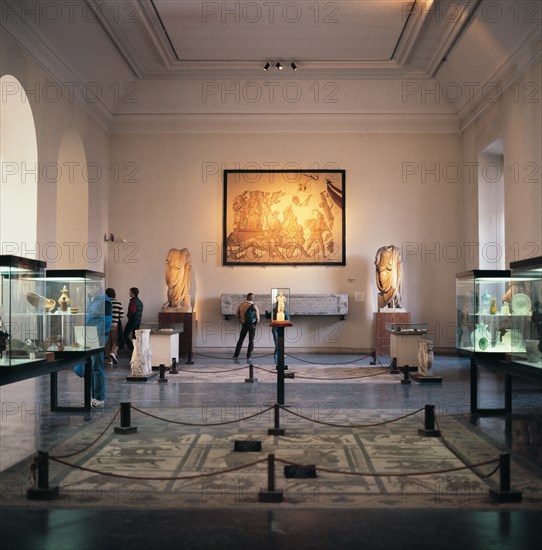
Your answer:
276,62 -> 283,70
291,62 -> 297,71
263,62 -> 270,71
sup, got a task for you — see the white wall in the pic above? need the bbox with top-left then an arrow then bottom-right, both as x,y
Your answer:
0,30 -> 111,471
0,30 -> 111,270
461,57 -> 542,270
108,129 -> 463,352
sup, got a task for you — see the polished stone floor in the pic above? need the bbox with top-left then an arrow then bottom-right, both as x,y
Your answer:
1,351 -> 541,549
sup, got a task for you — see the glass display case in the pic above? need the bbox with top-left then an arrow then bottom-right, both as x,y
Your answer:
456,270 -> 515,353
509,257 -> 542,367
271,288 -> 290,322
44,270 -> 105,352
0,255 -> 48,366
386,323 -> 427,333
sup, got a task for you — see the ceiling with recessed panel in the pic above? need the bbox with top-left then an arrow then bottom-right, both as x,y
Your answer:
153,0 -> 407,61
93,0 -> 479,78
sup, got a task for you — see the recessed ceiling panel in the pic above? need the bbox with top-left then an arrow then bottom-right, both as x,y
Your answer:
152,0 -> 409,61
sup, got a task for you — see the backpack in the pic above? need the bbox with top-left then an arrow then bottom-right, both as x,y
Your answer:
244,303 -> 257,325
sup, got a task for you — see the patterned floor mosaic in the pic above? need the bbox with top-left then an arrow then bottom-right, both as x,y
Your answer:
2,405 -> 541,510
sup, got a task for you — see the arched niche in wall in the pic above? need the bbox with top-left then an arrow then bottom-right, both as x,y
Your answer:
0,74 -> 40,473
55,128 -> 89,268
0,74 -> 38,252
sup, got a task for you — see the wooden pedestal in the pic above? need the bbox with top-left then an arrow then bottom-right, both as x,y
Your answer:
158,311 -> 195,364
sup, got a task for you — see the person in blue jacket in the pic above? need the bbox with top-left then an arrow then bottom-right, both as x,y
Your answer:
86,282 -> 112,407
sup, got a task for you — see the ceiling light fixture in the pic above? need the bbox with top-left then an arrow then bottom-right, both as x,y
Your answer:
291,62 -> 297,71
263,62 -> 270,71
276,62 -> 283,70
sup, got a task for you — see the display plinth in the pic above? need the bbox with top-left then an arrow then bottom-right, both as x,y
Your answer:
387,323 -> 427,369
150,329 -> 180,367
374,311 -> 410,356
158,311 -> 193,364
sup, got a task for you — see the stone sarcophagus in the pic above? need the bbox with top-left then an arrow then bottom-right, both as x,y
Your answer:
221,294 -> 348,320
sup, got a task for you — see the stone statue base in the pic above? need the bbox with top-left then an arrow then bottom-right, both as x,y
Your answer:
374,311 -> 411,356
161,306 -> 193,313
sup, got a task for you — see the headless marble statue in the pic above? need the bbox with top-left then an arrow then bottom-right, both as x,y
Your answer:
374,245 -> 403,309
162,248 -> 192,312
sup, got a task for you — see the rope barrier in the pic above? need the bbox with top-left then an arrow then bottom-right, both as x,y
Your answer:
187,350 -> 375,366
31,402 -> 513,502
130,404 -> 275,427
175,365 -> 249,375
284,352 -> 374,366
191,351 -> 273,361
174,363 -> 393,382
291,368 -> 393,381
51,407 -> 121,460
277,405 -> 425,428
434,416 -> 503,481
275,456 -> 501,479
49,455 -> 268,481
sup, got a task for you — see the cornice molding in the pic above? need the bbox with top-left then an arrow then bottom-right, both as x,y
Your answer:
111,112 -> 460,134
0,10 -> 112,131
459,25 -> 542,132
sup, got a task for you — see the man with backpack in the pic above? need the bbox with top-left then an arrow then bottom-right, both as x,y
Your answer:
233,292 -> 260,361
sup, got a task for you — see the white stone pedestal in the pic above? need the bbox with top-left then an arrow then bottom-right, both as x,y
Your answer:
150,330 -> 180,367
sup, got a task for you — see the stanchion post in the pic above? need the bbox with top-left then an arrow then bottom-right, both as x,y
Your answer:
169,358 -> 178,375
258,453 -> 284,502
158,363 -> 168,383
27,451 -> 60,500
489,453 -> 522,502
268,403 -> 285,435
115,402 -> 138,434
418,404 -> 441,437
401,365 -> 411,385
245,363 -> 258,383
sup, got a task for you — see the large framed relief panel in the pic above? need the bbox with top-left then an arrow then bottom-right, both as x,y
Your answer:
223,170 -> 345,266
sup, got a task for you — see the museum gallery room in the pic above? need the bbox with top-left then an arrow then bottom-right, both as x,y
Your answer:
0,0 -> 541,548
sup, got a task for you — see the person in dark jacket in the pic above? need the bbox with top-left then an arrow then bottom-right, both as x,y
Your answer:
123,287 -> 143,352
233,292 -> 260,361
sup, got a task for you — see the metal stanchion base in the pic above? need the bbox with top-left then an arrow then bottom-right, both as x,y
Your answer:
114,426 -> 138,434
258,490 -> 284,503
489,488 -> 523,503
245,377 -> 258,383
411,373 -> 443,383
27,486 -> 60,500
418,428 -> 441,437
389,358 -> 399,374
268,428 -> 285,436
158,378 -> 168,383
126,373 -> 158,382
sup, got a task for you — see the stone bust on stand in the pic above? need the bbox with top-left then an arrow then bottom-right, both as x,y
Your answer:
162,248 -> 192,312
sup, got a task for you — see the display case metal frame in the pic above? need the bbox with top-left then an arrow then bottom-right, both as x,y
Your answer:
0,254 -> 48,366
457,265 -> 542,417
0,264 -> 106,413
